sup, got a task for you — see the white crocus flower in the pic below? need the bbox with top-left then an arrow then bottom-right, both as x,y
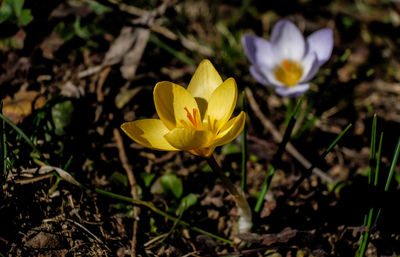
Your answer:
242,20 -> 333,97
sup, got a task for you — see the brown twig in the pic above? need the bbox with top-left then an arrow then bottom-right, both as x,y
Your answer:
96,67 -> 111,103
113,128 -> 140,257
245,87 -> 333,184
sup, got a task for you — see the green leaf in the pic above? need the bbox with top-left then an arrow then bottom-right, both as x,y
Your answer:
249,154 -> 258,162
54,22 -> 75,41
159,174 -> 183,199
221,143 -> 240,156
0,4 -> 13,24
176,193 -> 197,215
73,17 -> 91,39
201,164 -> 212,172
86,0 -> 111,15
140,172 -> 155,187
51,100 -> 74,136
11,0 -> 24,18
109,171 -> 128,187
18,9 -> 33,26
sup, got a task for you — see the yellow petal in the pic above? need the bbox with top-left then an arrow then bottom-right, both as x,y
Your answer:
187,59 -> 223,117
213,111 -> 246,147
121,119 -> 178,151
164,128 -> 213,151
154,81 -> 198,130
206,77 -> 238,132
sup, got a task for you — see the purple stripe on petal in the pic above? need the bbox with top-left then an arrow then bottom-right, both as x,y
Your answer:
306,28 -> 333,66
275,84 -> 310,97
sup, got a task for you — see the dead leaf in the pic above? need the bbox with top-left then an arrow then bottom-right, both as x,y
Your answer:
25,231 -> 65,249
120,28 -> 150,80
40,32 -> 65,60
115,86 -> 142,109
200,184 -> 225,208
60,81 -> 84,98
103,27 -> 137,66
261,227 -> 298,246
39,166 -> 81,187
2,90 -> 46,124
235,233 -> 262,244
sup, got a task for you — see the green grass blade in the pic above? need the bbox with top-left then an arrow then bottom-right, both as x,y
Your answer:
358,115 -> 381,257
241,90 -> 247,191
357,208 -> 374,257
148,34 -> 195,66
0,113 -> 49,165
288,123 -> 352,195
374,137 -> 400,224
63,155 -> 74,170
254,165 -> 275,212
385,137 -> 400,191
325,123 -> 353,155
374,132 -> 383,187
368,114 -> 377,185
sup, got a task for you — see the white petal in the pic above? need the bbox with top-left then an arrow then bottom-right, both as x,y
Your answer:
306,28 -> 333,66
299,52 -> 319,83
275,84 -> 310,97
270,20 -> 305,61
250,65 -> 283,88
242,34 -> 277,67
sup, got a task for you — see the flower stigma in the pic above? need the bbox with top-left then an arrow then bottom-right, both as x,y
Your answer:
274,59 -> 303,87
182,107 -> 202,129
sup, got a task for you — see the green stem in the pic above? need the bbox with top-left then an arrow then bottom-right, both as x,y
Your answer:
241,90 -> 247,192
206,154 -> 252,233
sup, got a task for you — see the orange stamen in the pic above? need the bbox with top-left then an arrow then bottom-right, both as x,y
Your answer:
184,107 -> 199,128
283,59 -> 291,71
274,59 -> 303,87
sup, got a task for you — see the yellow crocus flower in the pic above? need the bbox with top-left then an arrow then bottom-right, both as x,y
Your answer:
121,59 -> 246,157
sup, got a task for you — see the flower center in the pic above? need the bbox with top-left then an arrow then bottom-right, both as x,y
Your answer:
274,59 -> 303,87
182,107 -> 202,129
